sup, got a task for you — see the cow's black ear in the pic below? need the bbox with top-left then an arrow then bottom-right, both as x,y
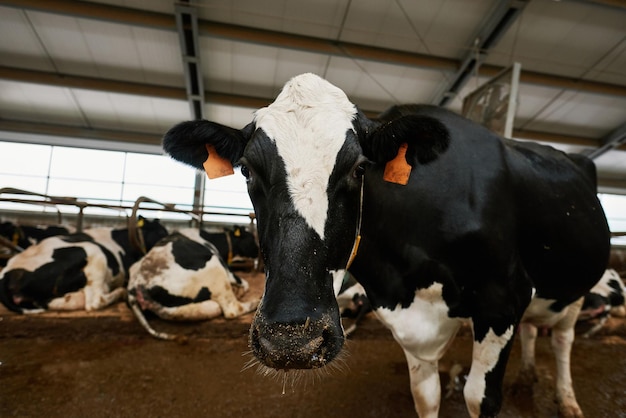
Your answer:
162,120 -> 251,169
363,114 -> 450,166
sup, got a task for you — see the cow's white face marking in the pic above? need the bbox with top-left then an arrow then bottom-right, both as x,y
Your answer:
253,73 -> 357,239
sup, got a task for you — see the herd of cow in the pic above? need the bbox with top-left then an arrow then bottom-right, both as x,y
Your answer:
0,219 -> 248,324
3,218 -> 621,337
2,73 -> 626,417
0,218 -> 370,339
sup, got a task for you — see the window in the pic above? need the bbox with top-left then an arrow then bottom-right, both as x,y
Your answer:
204,167 -> 254,224
0,141 -> 252,223
0,141 -> 51,184
47,147 -> 126,208
599,194 -> 626,245
122,153 -> 197,205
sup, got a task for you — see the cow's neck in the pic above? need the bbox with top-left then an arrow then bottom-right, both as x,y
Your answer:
346,172 -> 445,310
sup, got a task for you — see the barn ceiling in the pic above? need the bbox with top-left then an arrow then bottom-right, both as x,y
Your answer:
0,0 -> 625,193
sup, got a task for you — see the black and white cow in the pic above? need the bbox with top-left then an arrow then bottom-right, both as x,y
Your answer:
0,221 -> 72,249
0,222 -> 72,266
577,269 -> 626,338
199,225 -> 259,269
334,271 -> 371,336
0,217 -> 168,313
127,228 -> 259,340
162,73 -> 610,418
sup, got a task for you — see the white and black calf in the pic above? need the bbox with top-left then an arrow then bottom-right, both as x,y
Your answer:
127,228 -> 259,340
162,73 -> 610,418
0,218 -> 168,313
577,269 -> 626,338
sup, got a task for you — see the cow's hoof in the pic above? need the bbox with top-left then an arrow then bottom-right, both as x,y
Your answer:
557,400 -> 584,418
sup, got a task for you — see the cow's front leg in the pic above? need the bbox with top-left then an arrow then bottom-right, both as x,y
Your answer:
82,257 -> 127,311
84,285 -> 126,311
464,322 -> 516,418
154,300 -> 222,320
552,298 -> 584,418
403,350 -> 441,418
218,297 -> 259,319
47,290 -> 86,310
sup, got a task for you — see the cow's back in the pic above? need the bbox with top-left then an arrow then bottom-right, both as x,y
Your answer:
357,105 -> 609,311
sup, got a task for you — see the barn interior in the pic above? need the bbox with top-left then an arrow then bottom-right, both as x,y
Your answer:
0,1 -> 625,417
0,0 -> 625,236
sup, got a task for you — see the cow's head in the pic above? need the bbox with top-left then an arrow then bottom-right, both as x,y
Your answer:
163,73 -> 449,370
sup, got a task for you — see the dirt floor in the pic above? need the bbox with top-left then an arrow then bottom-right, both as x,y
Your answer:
1,272 -> 625,418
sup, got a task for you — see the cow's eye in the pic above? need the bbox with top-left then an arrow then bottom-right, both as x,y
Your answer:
240,165 -> 251,181
353,163 -> 367,179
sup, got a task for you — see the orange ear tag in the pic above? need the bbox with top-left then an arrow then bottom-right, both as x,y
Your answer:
383,143 -> 411,185
203,144 -> 234,179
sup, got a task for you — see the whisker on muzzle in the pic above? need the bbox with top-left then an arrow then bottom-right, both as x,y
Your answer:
240,344 -> 352,394
241,350 -> 259,372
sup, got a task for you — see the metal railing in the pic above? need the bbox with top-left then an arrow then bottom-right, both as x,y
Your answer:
0,187 -> 258,266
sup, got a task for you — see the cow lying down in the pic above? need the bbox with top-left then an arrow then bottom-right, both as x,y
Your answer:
0,221 -> 73,266
198,225 -> 259,269
578,269 -> 626,338
0,217 -> 168,313
0,221 -> 73,250
127,228 -> 260,340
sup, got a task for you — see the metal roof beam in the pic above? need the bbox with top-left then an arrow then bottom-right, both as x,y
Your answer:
1,117 -> 622,154
1,118 -> 622,193
0,0 -> 174,29
175,3 -> 205,120
0,65 -> 186,99
1,0 -> 625,99
436,0 -> 528,106
584,122 -> 626,159
0,119 -> 162,151
512,129 -> 599,148
3,66 -> 626,153
574,0 -> 626,10
174,1 -> 206,218
0,65 -> 271,107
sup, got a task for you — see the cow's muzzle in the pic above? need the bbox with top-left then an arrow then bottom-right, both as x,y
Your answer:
249,312 -> 344,369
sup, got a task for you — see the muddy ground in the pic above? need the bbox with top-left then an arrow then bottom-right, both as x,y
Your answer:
1,272 -> 625,418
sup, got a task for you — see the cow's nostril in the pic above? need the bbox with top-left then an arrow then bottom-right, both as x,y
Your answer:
259,336 -> 274,353
250,314 -> 344,370
304,336 -> 324,355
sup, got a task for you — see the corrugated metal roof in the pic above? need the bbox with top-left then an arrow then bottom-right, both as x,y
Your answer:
0,0 -> 624,193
